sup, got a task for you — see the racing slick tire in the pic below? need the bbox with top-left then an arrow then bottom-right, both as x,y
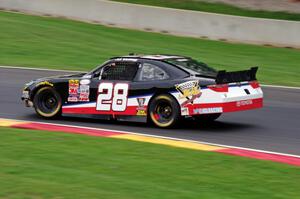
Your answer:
193,113 -> 221,123
148,94 -> 180,128
33,86 -> 62,118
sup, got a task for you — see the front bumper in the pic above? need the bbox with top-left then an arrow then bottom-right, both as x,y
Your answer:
21,90 -> 33,107
23,99 -> 34,107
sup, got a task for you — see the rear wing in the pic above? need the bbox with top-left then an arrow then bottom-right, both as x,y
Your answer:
215,67 -> 258,84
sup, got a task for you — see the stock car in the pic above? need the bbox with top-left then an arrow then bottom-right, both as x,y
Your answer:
22,55 -> 263,128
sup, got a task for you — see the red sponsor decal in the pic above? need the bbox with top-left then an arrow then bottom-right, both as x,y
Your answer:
187,98 -> 263,115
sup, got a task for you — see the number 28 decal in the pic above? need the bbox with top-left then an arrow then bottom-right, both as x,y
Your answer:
96,83 -> 129,112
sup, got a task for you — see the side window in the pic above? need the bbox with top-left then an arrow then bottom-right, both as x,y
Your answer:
101,62 -> 139,81
139,63 -> 169,81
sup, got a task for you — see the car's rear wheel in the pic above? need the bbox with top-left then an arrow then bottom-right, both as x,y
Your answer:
148,94 -> 180,128
194,113 -> 221,123
33,87 -> 62,118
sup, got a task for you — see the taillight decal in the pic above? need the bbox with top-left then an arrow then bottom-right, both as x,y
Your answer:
250,81 -> 260,89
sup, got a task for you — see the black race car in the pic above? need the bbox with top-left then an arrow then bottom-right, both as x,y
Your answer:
22,55 -> 263,128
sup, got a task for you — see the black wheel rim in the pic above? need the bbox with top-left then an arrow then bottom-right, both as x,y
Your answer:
153,100 -> 173,124
36,90 -> 59,114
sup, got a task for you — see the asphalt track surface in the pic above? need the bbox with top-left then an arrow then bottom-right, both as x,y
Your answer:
1,67 -> 300,155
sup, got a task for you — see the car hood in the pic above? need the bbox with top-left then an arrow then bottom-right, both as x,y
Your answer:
36,72 -> 87,81
25,72 -> 88,88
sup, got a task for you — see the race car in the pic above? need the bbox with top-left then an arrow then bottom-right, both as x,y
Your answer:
22,54 -> 263,128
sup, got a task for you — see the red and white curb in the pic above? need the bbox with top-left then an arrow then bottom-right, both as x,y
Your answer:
1,118 -> 300,167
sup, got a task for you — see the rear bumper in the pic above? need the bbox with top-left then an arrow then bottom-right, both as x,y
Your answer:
188,97 -> 263,115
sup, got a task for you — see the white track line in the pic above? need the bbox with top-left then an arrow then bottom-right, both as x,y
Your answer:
3,117 -> 300,159
261,84 -> 300,90
1,65 -> 299,90
0,65 -> 85,73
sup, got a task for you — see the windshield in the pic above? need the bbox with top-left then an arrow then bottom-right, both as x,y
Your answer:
165,58 -> 217,77
84,60 -> 110,78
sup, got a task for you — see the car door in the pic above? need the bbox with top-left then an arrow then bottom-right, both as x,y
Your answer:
126,60 -> 174,117
92,60 -> 140,116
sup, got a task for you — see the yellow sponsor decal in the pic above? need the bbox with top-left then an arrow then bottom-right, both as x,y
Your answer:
175,80 -> 201,99
137,109 -> 147,116
175,81 -> 202,106
36,81 -> 53,87
180,86 -> 201,99
69,79 -> 79,85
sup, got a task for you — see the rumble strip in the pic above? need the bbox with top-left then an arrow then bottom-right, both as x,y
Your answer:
0,118 -> 300,167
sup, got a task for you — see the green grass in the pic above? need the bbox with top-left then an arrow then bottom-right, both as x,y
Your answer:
112,0 -> 300,21
0,127 -> 299,198
0,11 -> 299,86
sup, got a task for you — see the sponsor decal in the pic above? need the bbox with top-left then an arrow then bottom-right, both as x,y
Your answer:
79,82 -> 90,102
181,107 -> 189,116
69,79 -> 79,85
136,109 -> 147,116
236,99 -> 253,107
137,98 -> 146,108
136,98 -> 147,116
79,84 -> 90,102
68,79 -> 90,102
193,107 -> 223,114
175,81 -> 202,106
80,79 -> 91,85
79,84 -> 89,94
67,96 -> 78,102
68,79 -> 79,95
79,95 -> 89,102
36,81 -> 53,87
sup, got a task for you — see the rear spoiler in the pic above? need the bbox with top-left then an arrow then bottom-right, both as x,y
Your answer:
215,67 -> 258,84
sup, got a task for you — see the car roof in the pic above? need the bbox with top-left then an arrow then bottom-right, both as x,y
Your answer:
110,54 -> 189,61
107,54 -> 193,78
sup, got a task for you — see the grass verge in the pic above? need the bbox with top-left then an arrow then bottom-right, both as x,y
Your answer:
0,127 -> 299,198
111,0 -> 300,21
0,11 -> 299,86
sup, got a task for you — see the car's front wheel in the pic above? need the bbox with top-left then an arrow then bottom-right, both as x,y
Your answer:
33,86 -> 62,118
148,94 -> 180,128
